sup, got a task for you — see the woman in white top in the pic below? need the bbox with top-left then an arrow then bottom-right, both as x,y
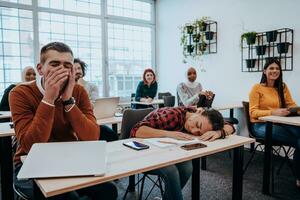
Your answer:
177,67 -> 213,106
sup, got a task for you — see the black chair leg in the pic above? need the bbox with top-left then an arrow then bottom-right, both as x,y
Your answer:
158,177 -> 164,197
243,144 -> 260,175
139,175 -> 146,200
250,143 -> 255,152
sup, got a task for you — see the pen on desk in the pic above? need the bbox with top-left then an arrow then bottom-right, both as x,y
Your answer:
158,141 -> 177,144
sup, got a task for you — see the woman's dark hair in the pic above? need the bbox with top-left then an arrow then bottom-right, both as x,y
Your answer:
74,58 -> 87,77
260,58 -> 286,107
201,109 -> 224,131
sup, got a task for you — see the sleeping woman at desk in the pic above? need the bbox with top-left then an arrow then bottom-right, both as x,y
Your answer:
134,68 -> 158,109
249,58 -> 300,189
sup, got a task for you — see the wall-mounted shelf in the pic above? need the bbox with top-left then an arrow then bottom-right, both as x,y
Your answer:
241,28 -> 293,72
184,20 -> 217,56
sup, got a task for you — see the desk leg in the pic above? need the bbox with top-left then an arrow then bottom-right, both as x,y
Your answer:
201,157 -> 206,170
230,108 -> 234,118
192,158 -> 200,200
112,123 -> 118,134
263,122 -> 273,195
129,175 -> 135,192
0,136 -> 14,200
33,180 -> 45,199
232,146 -> 244,200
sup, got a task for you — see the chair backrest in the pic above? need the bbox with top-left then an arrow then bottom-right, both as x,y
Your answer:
158,92 -> 172,99
242,101 -> 255,138
197,94 -> 215,108
163,96 -> 175,107
120,108 -> 153,139
131,93 -> 136,101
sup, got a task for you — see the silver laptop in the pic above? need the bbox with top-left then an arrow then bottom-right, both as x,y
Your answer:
17,141 -> 107,180
93,97 -> 120,119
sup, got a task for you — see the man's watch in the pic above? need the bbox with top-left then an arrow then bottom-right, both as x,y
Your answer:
62,97 -> 76,106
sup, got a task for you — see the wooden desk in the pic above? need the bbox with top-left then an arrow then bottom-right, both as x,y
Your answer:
258,116 -> 300,195
131,99 -> 164,106
33,135 -> 254,200
97,116 -> 122,133
0,111 -> 12,119
0,122 -> 15,200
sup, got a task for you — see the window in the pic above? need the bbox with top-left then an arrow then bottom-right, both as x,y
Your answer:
0,7 -> 34,95
108,23 -> 152,97
0,0 -> 155,99
39,12 -> 103,95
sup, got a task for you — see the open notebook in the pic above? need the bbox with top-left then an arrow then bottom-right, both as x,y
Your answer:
143,138 -> 200,148
17,141 -> 107,180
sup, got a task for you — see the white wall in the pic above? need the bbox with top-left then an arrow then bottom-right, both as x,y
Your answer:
156,0 -> 300,105
156,0 -> 300,136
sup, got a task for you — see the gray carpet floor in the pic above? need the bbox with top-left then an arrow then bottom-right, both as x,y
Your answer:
115,149 -> 300,200
1,149 -> 299,200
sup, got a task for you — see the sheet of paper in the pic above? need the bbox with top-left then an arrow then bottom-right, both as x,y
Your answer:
143,137 -> 199,148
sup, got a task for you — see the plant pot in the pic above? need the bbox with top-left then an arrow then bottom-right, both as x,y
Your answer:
277,42 -> 290,54
266,30 -> 278,42
245,59 -> 256,68
187,45 -> 194,53
246,35 -> 256,45
256,45 -> 267,56
199,22 -> 207,31
192,34 -> 201,43
198,43 -> 207,52
186,25 -> 194,34
205,31 -> 214,40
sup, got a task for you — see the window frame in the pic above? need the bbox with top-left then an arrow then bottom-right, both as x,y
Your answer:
0,0 -> 156,100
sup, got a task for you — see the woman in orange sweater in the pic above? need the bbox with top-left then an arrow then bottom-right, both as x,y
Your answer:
249,58 -> 300,189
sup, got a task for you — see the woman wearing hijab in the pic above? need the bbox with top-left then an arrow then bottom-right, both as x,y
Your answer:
177,67 -> 213,106
0,66 -> 36,111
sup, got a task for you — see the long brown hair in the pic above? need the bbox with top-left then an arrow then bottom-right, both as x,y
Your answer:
143,68 -> 156,84
260,58 -> 286,107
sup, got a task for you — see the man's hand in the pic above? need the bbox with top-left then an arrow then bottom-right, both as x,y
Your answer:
199,130 -> 222,141
62,65 -> 76,101
43,66 -> 69,104
168,131 -> 195,140
271,108 -> 290,116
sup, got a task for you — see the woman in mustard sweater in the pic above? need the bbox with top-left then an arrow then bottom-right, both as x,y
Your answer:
249,58 -> 300,189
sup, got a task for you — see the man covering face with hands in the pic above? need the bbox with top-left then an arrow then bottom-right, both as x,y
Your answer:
9,42 -> 117,200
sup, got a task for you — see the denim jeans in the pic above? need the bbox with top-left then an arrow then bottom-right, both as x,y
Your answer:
150,161 -> 193,200
253,123 -> 300,179
14,163 -> 118,200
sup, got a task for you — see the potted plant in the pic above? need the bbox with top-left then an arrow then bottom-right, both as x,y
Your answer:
266,30 -> 278,42
192,34 -> 201,42
195,16 -> 209,32
277,42 -> 290,54
241,32 -> 257,45
205,31 -> 214,40
187,45 -> 194,54
245,59 -> 256,68
256,45 -> 267,56
186,25 -> 194,34
198,42 -> 207,53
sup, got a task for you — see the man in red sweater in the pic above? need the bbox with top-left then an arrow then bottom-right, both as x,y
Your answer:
10,42 -> 117,200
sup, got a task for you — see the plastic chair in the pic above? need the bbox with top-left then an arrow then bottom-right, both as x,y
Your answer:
242,101 -> 294,188
121,108 -> 164,200
162,96 -> 175,107
158,92 -> 172,108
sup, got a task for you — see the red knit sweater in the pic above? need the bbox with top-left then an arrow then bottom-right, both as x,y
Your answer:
9,81 -> 100,164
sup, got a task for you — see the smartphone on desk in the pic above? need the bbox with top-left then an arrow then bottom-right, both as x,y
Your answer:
181,143 -> 207,151
123,141 -> 150,150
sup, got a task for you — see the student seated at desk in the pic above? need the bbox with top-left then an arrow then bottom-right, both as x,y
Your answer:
177,67 -> 213,106
74,58 -> 118,142
0,66 -> 36,111
249,58 -> 300,190
130,106 -> 235,200
9,42 -> 117,200
134,68 -> 158,109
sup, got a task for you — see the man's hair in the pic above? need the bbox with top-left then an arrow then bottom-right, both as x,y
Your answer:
201,109 -> 224,131
74,58 -> 87,77
40,42 -> 73,64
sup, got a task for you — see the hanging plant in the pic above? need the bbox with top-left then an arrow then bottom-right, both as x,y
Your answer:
241,32 -> 257,46
179,17 -> 210,63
